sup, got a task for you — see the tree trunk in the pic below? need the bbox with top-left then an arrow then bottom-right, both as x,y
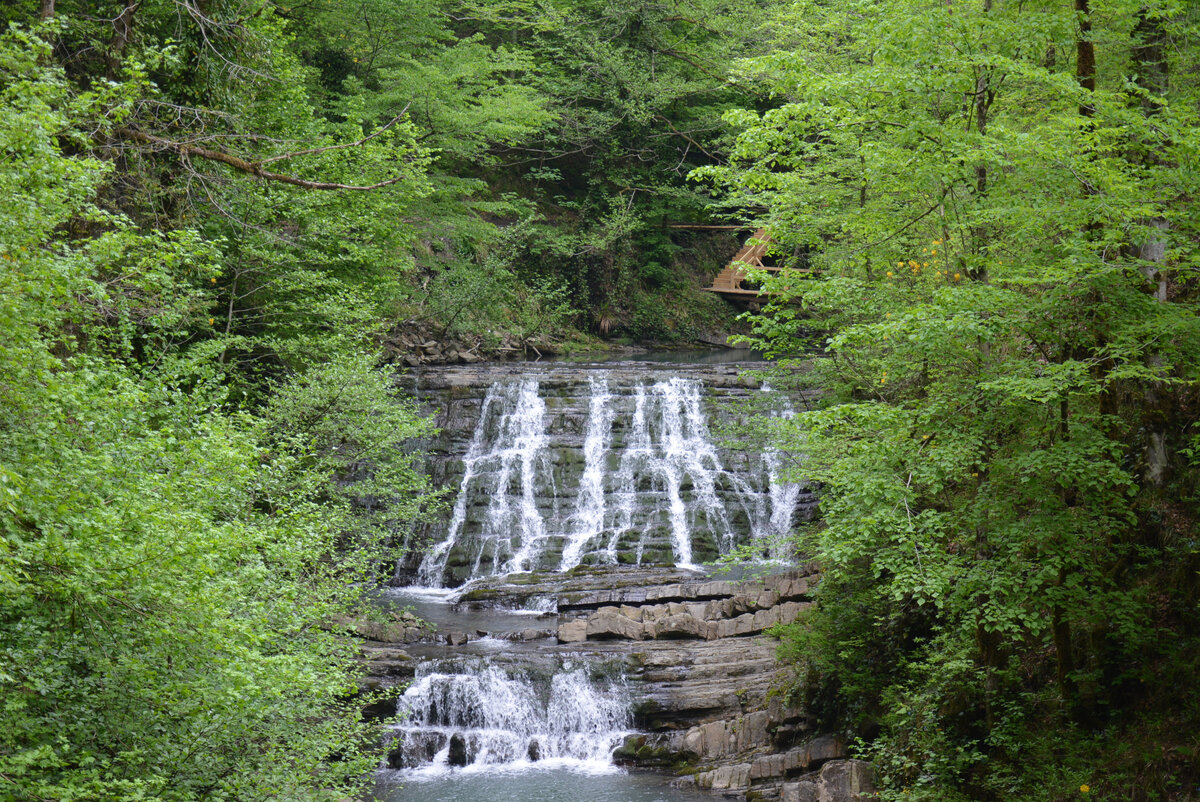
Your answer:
1075,0 -> 1096,116
1132,7 -> 1171,486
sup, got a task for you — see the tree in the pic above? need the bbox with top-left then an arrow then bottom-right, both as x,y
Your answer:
0,24 -> 434,800
702,0 -> 1200,797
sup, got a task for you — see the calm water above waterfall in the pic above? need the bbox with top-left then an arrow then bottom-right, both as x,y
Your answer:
376,357 -> 813,800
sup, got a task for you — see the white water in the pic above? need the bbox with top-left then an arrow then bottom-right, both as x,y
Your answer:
388,660 -> 630,775
416,371 -> 804,586
558,376 -> 615,569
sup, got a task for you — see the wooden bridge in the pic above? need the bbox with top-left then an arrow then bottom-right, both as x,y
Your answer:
702,228 -> 783,301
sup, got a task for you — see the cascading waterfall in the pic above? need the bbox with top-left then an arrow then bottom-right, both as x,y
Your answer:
559,376 -> 615,570
387,659 -> 630,774
418,380 -> 551,586
415,370 -> 804,587
378,361 -> 813,799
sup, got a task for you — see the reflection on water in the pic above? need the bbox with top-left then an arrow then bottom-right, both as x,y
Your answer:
373,766 -> 710,802
374,587 -> 555,635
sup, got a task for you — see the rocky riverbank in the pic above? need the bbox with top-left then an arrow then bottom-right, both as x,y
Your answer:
356,566 -> 876,801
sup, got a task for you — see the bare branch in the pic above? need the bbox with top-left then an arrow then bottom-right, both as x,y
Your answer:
654,113 -> 720,162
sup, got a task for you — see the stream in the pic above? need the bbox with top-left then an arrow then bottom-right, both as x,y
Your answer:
371,353 -> 815,801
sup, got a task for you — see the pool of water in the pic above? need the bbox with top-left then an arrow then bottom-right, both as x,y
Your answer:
373,586 -> 557,635
372,765 -> 709,802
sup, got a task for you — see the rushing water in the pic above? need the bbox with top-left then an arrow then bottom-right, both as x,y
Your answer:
415,369 -> 805,587
378,358 -> 811,800
372,591 -> 715,802
390,660 -> 629,769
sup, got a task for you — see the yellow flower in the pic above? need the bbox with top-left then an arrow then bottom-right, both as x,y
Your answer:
898,261 -> 904,267
886,271 -> 893,277
211,277 -> 217,284
209,318 -> 215,325
931,249 -> 937,255
1080,785 -> 1090,794
954,273 -> 962,281
933,239 -> 942,245
923,262 -> 928,267
909,260 -> 919,268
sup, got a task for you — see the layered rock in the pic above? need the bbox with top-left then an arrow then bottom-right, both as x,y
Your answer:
362,566 -> 876,800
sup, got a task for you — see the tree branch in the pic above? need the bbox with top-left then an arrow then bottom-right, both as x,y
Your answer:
119,128 -> 412,191
654,113 -> 720,162
256,108 -> 408,165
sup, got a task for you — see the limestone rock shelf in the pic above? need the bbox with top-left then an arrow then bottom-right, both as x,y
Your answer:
360,567 -> 876,801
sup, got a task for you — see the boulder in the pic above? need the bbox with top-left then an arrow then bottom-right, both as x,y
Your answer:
447,733 -> 468,767
806,734 -> 848,766
817,759 -> 876,800
557,619 -> 587,643
586,610 -> 644,640
651,613 -> 706,640
781,780 -> 820,802
619,604 -> 643,621
705,763 -> 751,790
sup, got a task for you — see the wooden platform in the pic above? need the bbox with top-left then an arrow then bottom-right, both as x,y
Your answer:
703,228 -> 783,300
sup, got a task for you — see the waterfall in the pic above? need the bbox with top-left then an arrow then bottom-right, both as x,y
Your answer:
387,659 -> 630,774
558,376 -> 615,570
418,380 -> 550,586
414,368 -> 805,587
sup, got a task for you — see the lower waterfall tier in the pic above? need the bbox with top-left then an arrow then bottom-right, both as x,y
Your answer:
387,658 -> 630,773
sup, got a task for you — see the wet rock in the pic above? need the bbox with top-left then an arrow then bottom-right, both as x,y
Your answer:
361,697 -> 399,721
527,739 -> 541,762
516,628 -> 553,642
447,733 -> 468,767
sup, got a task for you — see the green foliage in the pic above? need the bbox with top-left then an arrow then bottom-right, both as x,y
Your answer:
0,23 -> 434,801
708,0 -> 1200,798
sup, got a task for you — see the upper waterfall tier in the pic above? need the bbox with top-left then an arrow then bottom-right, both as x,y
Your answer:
398,362 -> 815,587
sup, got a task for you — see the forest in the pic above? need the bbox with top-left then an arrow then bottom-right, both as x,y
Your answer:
1,0 -> 1198,800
